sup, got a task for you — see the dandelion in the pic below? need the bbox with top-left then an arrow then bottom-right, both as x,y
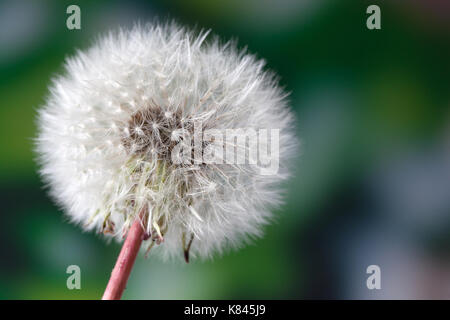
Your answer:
36,22 -> 297,299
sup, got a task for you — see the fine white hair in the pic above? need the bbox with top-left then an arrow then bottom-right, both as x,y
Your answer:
36,22 -> 297,260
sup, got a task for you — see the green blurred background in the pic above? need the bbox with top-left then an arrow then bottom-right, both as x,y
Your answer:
0,0 -> 449,299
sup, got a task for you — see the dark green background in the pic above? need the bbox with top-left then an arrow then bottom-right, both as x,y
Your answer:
0,0 -> 449,299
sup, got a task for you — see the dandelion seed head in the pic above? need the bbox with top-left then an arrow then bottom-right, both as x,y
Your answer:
36,22 -> 298,260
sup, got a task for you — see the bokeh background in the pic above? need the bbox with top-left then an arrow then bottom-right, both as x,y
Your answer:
0,0 -> 449,299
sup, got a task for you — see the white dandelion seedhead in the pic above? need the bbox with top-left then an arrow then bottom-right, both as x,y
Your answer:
36,22 -> 297,260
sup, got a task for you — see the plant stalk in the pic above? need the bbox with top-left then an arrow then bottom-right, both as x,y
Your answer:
102,210 -> 146,300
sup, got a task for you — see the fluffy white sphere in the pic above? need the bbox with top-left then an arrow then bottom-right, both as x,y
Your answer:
36,23 -> 297,260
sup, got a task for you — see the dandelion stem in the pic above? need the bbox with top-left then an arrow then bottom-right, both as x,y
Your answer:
102,209 -> 146,300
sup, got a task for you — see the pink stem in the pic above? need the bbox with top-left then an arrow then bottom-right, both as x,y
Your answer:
102,217 -> 145,300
